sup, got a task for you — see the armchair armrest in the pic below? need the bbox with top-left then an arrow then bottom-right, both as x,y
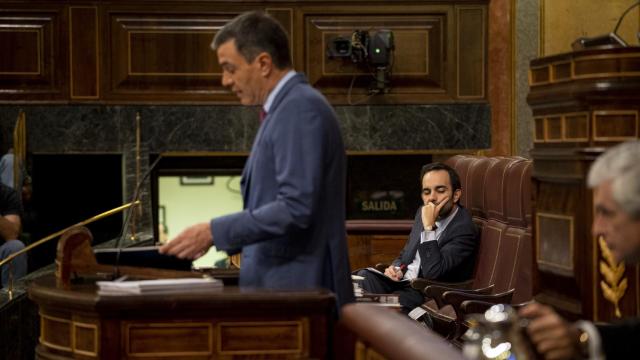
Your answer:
459,299 -> 533,317
441,289 -> 515,320
410,278 -> 474,292
459,299 -> 494,316
419,305 -> 459,340
424,284 -> 494,309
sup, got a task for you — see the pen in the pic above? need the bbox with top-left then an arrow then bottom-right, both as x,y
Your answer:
394,264 -> 407,272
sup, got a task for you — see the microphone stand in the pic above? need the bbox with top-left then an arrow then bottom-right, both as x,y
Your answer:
113,154 -> 163,278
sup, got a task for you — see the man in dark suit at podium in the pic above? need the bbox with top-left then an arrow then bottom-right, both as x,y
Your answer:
521,140 -> 640,360
159,11 -> 354,309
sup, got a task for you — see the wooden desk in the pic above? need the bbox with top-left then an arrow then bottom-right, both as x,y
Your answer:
29,274 -> 336,359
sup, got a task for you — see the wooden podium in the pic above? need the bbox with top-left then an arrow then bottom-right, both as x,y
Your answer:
28,227 -> 336,359
528,47 -> 640,322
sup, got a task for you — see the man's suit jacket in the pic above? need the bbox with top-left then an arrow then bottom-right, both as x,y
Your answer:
212,73 -> 354,308
393,205 -> 478,282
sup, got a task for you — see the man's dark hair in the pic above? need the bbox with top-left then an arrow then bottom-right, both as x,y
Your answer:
211,11 -> 292,69
420,162 -> 462,191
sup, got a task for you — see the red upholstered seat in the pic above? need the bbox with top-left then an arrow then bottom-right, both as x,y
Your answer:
419,155 -> 533,341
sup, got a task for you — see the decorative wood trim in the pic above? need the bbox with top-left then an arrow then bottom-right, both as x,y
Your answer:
69,6 -> 100,99
265,7 -> 294,64
563,112 -> 589,142
549,60 -> 572,83
592,110 -> 639,142
534,117 -> 545,143
40,312 -> 72,352
531,53 -> 640,86
216,320 -> 305,355
127,30 -> 218,76
598,235 -> 628,318
0,28 -> 42,75
534,112 -> 590,143
456,5 -> 486,99
544,116 -> 563,143
124,322 -> 214,357
536,212 -> 574,275
72,321 -> 99,357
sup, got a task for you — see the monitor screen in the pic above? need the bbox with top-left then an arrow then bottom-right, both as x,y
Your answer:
150,154 -> 247,269
157,174 -> 242,269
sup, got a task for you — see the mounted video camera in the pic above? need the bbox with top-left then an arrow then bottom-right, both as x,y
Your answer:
327,30 -> 394,67
327,29 -> 395,93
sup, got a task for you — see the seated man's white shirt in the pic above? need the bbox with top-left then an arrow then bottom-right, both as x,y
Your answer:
404,206 -> 459,280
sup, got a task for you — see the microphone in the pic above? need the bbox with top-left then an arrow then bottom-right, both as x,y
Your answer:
112,154 -> 163,275
572,1 -> 640,50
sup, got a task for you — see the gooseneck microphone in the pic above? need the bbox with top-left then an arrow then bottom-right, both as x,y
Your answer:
613,1 -> 640,36
572,1 -> 640,50
112,154 -> 163,276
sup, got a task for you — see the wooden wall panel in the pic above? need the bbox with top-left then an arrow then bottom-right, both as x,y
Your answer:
0,7 -> 66,101
69,6 -> 99,99
105,9 -> 239,102
457,6 -> 486,98
0,1 -> 489,106
348,234 -> 406,271
266,8 -> 295,67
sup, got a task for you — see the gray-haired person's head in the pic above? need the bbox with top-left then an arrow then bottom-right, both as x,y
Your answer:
588,140 -> 640,219
211,11 -> 292,70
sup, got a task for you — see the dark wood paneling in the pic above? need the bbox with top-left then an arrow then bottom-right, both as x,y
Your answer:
0,7 -> 67,101
30,274 -> 335,360
69,6 -> 99,99
218,321 -> 306,355
266,7 -> 295,67
126,323 -> 212,355
529,47 -> 640,321
1,1 -> 489,106
546,116 -> 562,141
106,10 -> 235,102
564,114 -> 589,141
593,111 -> 638,141
347,230 -> 408,271
456,6 -> 485,98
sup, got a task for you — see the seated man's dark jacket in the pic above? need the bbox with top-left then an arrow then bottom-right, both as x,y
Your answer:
392,205 -> 478,282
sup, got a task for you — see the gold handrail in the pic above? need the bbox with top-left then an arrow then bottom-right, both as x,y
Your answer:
0,200 -> 140,269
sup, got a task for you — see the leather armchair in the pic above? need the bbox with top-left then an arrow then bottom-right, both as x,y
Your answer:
415,156 -> 533,341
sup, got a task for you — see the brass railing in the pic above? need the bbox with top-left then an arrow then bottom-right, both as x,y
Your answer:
0,201 -> 140,298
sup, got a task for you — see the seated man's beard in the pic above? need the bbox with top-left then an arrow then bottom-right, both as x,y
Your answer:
437,200 -> 454,220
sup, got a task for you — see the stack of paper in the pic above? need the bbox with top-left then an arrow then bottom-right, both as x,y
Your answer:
352,274 -> 365,297
97,277 -> 222,296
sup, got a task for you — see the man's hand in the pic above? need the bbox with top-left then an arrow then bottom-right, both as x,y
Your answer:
383,265 -> 403,281
519,302 -> 581,360
158,222 -> 213,259
421,196 -> 449,230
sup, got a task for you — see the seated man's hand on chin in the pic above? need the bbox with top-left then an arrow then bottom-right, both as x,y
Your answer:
159,222 -> 213,260
384,265 -> 403,281
519,302 -> 581,360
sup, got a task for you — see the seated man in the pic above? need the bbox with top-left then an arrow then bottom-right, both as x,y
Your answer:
520,140 -> 640,360
356,162 -> 479,313
0,182 -> 27,288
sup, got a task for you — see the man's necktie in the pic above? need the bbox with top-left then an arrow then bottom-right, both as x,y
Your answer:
259,108 -> 267,123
